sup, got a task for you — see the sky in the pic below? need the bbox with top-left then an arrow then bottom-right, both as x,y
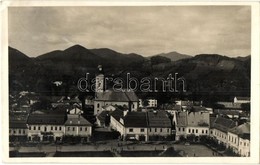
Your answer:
8,6 -> 251,57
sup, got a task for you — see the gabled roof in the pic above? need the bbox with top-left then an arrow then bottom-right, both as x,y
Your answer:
215,109 -> 240,116
123,112 -> 148,127
95,89 -> 139,102
176,111 -> 210,127
147,111 -> 171,128
229,122 -> 250,140
27,114 -> 67,125
9,120 -> 27,129
97,110 -> 110,121
64,114 -> 92,126
110,109 -> 124,121
211,116 -> 236,133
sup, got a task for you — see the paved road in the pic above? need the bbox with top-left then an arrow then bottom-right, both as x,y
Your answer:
10,141 -> 218,157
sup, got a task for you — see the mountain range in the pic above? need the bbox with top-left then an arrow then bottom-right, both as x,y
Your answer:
9,45 -> 250,102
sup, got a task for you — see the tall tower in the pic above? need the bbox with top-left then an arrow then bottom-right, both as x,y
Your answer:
95,65 -> 104,93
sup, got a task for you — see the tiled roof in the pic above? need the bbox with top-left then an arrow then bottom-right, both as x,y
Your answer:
211,116 -> 236,133
215,109 -> 240,116
186,111 -> 210,127
110,109 -> 124,121
9,120 -> 27,129
176,111 -> 210,127
123,112 -> 148,127
64,115 -> 92,126
95,89 -> 139,102
27,110 -> 67,125
147,111 -> 171,128
229,122 -> 250,140
97,111 -> 110,121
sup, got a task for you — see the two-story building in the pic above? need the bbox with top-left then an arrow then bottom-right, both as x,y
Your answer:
110,110 -> 172,141
210,116 -> 237,145
64,114 -> 92,137
227,122 -> 250,157
174,107 -> 210,141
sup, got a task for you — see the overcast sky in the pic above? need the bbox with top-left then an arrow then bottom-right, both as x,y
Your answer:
8,6 -> 251,57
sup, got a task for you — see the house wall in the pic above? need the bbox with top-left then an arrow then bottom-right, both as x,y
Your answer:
27,124 -> 64,141
110,116 -> 124,135
9,128 -> 27,136
238,138 -> 250,157
211,128 -> 228,145
65,126 -> 92,136
186,126 -> 209,136
148,127 -> 171,136
227,132 -> 239,152
125,127 -> 148,141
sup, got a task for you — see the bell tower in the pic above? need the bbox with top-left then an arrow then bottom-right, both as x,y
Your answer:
95,65 -> 104,93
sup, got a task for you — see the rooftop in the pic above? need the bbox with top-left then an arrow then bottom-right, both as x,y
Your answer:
211,116 -> 236,133
9,120 -> 27,129
229,122 -> 250,140
64,114 -> 92,126
123,111 -> 148,128
95,89 -> 139,102
147,110 -> 171,128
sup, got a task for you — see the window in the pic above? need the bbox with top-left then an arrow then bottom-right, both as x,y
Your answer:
188,129 -> 191,133
140,128 -> 144,132
29,126 -> 31,130
59,127 -> 62,130
192,129 -> 194,133
132,104 -> 134,108
202,130 -> 204,134
234,138 -> 236,143
72,127 -> 75,131
44,127 -> 47,132
155,128 -> 157,132
129,128 -> 133,132
167,128 -> 170,133
55,126 -> 57,130
51,126 -> 53,130
178,128 -> 181,132
38,126 -> 40,130
9,129 -> 11,134
80,127 -> 82,131
33,126 -> 36,130
211,131 -> 213,134
68,127 -> 70,131
85,127 -> 88,131
150,128 -> 152,132
205,130 -> 208,134
196,129 -> 198,133
14,130 -> 16,134
160,128 -> 162,132
23,130 -> 25,134
244,142 -> 246,146
19,130 -> 21,134
97,103 -> 100,108
183,128 -> 185,132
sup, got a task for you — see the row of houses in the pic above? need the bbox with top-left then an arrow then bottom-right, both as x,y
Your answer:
9,110 -> 92,142
110,110 -> 172,141
172,108 -> 250,157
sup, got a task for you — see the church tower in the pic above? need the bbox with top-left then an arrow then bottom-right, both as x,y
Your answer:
95,65 -> 104,93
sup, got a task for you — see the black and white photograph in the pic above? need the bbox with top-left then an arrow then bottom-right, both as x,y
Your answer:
2,1 -> 260,164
